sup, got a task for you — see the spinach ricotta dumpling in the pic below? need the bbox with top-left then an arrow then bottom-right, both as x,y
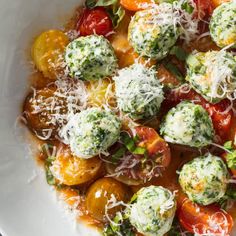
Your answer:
128,3 -> 179,60
128,186 -> 176,236
186,50 -> 236,103
210,1 -> 236,48
65,35 -> 118,81
160,101 -> 214,148
179,154 -> 229,205
60,108 -> 121,159
113,63 -> 164,120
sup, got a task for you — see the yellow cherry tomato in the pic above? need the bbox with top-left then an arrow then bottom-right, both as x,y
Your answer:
50,147 -> 102,186
32,30 -> 69,80
85,178 -> 130,222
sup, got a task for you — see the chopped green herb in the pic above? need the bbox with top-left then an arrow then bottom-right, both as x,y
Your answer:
168,218 -> 193,236
181,1 -> 194,14
103,212 -> 135,236
223,141 -> 236,170
85,0 -> 125,28
107,4 -> 125,28
170,46 -> 189,61
164,62 -> 185,82
218,185 -> 236,209
85,0 -> 118,8
45,162 -> 56,186
224,141 -> 234,152
111,146 -> 126,163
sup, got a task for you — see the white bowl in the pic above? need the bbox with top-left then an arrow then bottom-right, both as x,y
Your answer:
0,0 -> 100,235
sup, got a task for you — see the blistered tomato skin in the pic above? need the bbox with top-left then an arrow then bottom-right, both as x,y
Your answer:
65,35 -> 118,81
128,3 -> 179,60
78,7 -> 113,37
179,154 -> 228,205
128,186 -> 176,236
160,101 -> 214,148
210,1 -> 236,48
186,51 -> 236,103
85,178 -> 130,222
61,108 -> 121,159
113,63 -> 164,120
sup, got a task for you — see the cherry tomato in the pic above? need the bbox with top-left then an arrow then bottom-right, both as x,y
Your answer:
85,178 -> 130,222
178,200 -> 233,235
120,0 -> 154,11
211,0 -> 230,8
134,126 -> 171,167
164,88 -> 233,141
77,7 -> 113,37
193,0 -> 214,18
106,126 -> 171,185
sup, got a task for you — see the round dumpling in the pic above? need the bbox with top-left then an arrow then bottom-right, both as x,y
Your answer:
113,63 -> 164,120
128,3 -> 179,60
60,108 -> 121,159
128,186 -> 176,236
65,35 -> 118,81
186,50 -> 236,103
210,1 -> 236,48
179,154 -> 229,205
160,101 -> 214,148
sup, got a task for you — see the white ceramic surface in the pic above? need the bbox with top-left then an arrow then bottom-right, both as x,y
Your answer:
0,0 -> 100,235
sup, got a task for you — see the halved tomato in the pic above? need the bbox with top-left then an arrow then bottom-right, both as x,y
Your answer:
106,126 -> 171,185
178,199 -> 234,235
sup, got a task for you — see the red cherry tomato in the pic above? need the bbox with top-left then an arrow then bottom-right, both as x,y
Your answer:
178,200 -> 234,235
106,126 -> 171,185
77,7 -> 113,37
134,126 -> 171,167
164,88 -> 233,141
193,0 -> 214,18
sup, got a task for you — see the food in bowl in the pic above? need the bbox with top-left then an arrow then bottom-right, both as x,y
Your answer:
21,0 -> 236,235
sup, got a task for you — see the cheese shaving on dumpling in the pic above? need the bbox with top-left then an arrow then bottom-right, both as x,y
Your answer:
138,0 -> 200,44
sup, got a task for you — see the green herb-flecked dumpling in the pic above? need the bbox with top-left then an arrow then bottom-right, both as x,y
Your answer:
113,63 -> 164,120
65,35 -> 118,81
60,108 -> 121,159
128,186 -> 176,236
210,1 -> 236,48
160,101 -> 214,148
179,154 -> 229,205
128,3 -> 179,60
186,50 -> 236,103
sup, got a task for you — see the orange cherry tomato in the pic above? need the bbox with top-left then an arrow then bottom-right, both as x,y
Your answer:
178,200 -> 234,235
211,0 -> 230,8
120,0 -> 154,11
